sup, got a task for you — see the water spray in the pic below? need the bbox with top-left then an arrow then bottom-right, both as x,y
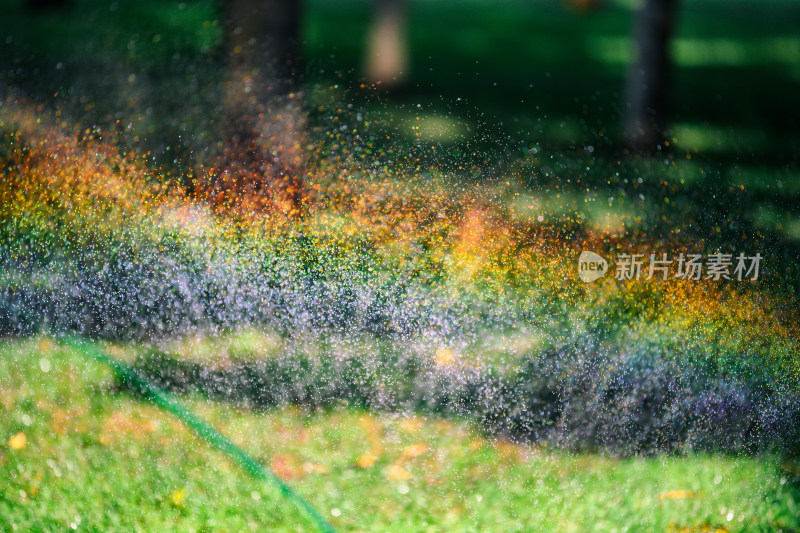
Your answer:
61,336 -> 337,533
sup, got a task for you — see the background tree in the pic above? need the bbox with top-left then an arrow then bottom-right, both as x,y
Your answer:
208,0 -> 306,216
223,0 -> 302,119
363,0 -> 409,88
624,0 -> 678,151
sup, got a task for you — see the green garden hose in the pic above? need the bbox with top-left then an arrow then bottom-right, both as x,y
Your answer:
61,337 -> 337,533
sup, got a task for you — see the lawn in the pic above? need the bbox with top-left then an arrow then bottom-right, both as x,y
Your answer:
3,337 -> 800,532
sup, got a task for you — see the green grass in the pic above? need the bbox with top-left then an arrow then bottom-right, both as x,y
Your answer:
2,337 -> 800,532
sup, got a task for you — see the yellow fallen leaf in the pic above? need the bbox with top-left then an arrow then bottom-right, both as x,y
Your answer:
658,489 -> 696,500
271,454 -> 304,480
8,432 -> 26,450
37,338 -> 54,355
356,453 -> 377,469
388,463 -> 412,481
303,462 -> 329,474
495,440 -> 525,461
359,415 -> 383,436
398,417 -> 423,433
170,487 -> 186,507
402,443 -> 428,459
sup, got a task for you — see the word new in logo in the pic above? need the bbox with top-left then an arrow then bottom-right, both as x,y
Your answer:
578,251 -> 608,283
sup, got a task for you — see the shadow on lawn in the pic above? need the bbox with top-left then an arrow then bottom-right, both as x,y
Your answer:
124,340 -> 800,457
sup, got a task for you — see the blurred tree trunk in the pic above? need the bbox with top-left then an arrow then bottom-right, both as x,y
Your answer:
223,0 -> 301,117
624,0 -> 677,151
211,0 -> 306,216
364,0 -> 409,88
